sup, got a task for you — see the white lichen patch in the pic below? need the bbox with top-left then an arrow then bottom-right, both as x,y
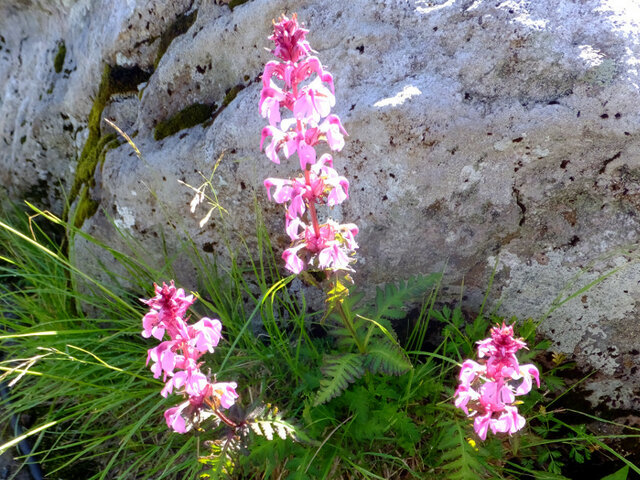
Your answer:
373,85 -> 422,108
585,378 -> 636,410
114,204 -> 136,231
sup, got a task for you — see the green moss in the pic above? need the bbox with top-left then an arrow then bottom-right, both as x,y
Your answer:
154,9 -> 198,69
67,66 -> 112,205
54,41 -> 66,73
153,103 -> 214,141
222,84 -> 245,107
20,136 -> 26,144
65,64 -> 132,227
72,186 -> 99,229
228,0 -> 251,10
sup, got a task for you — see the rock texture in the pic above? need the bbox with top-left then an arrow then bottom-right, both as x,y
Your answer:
2,0 -> 640,409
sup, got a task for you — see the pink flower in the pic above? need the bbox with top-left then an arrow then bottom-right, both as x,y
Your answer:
319,115 -> 348,151
269,14 -> 311,63
514,363 -> 541,396
259,81 -> 286,126
493,406 -> 526,435
164,402 -> 190,433
141,310 -> 165,340
317,243 -> 351,271
458,360 -> 483,389
454,323 -> 540,441
283,244 -> 306,274
473,413 -> 492,441
146,341 -> 178,380
293,77 -> 335,123
210,382 -> 239,409
260,14 -> 358,275
161,365 -> 208,398
189,317 -> 222,354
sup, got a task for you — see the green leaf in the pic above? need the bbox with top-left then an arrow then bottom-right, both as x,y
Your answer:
365,340 -> 412,375
392,412 -> 421,454
436,420 -> 489,480
314,353 -> 366,406
373,273 -> 441,321
600,466 -> 629,480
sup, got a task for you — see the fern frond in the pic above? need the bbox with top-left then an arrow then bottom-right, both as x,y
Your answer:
365,339 -> 412,375
246,404 -> 300,441
373,273 -> 441,322
437,419 -> 489,480
199,434 -> 240,479
314,353 -> 366,406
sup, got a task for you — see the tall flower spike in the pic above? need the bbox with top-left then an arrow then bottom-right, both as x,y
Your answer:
260,14 -> 357,275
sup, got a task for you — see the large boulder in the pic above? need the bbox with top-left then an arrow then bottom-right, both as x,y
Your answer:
2,0 -> 640,409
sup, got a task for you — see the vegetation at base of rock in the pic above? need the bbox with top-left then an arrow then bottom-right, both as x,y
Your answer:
153,9 -> 198,69
0,204 -> 639,479
153,102 -> 214,141
53,41 -> 66,73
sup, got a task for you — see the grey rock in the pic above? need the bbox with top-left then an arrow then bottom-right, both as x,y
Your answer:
3,0 -> 640,409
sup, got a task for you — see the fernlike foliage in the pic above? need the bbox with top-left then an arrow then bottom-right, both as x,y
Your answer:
313,274 -> 439,405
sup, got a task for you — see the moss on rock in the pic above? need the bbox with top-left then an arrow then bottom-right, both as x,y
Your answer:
53,41 -> 66,73
153,103 -> 214,141
229,0 -> 251,10
72,186 -> 99,229
222,84 -> 245,107
65,63 -> 148,227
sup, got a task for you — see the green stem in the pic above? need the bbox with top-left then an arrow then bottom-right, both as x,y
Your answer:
336,297 -> 366,354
